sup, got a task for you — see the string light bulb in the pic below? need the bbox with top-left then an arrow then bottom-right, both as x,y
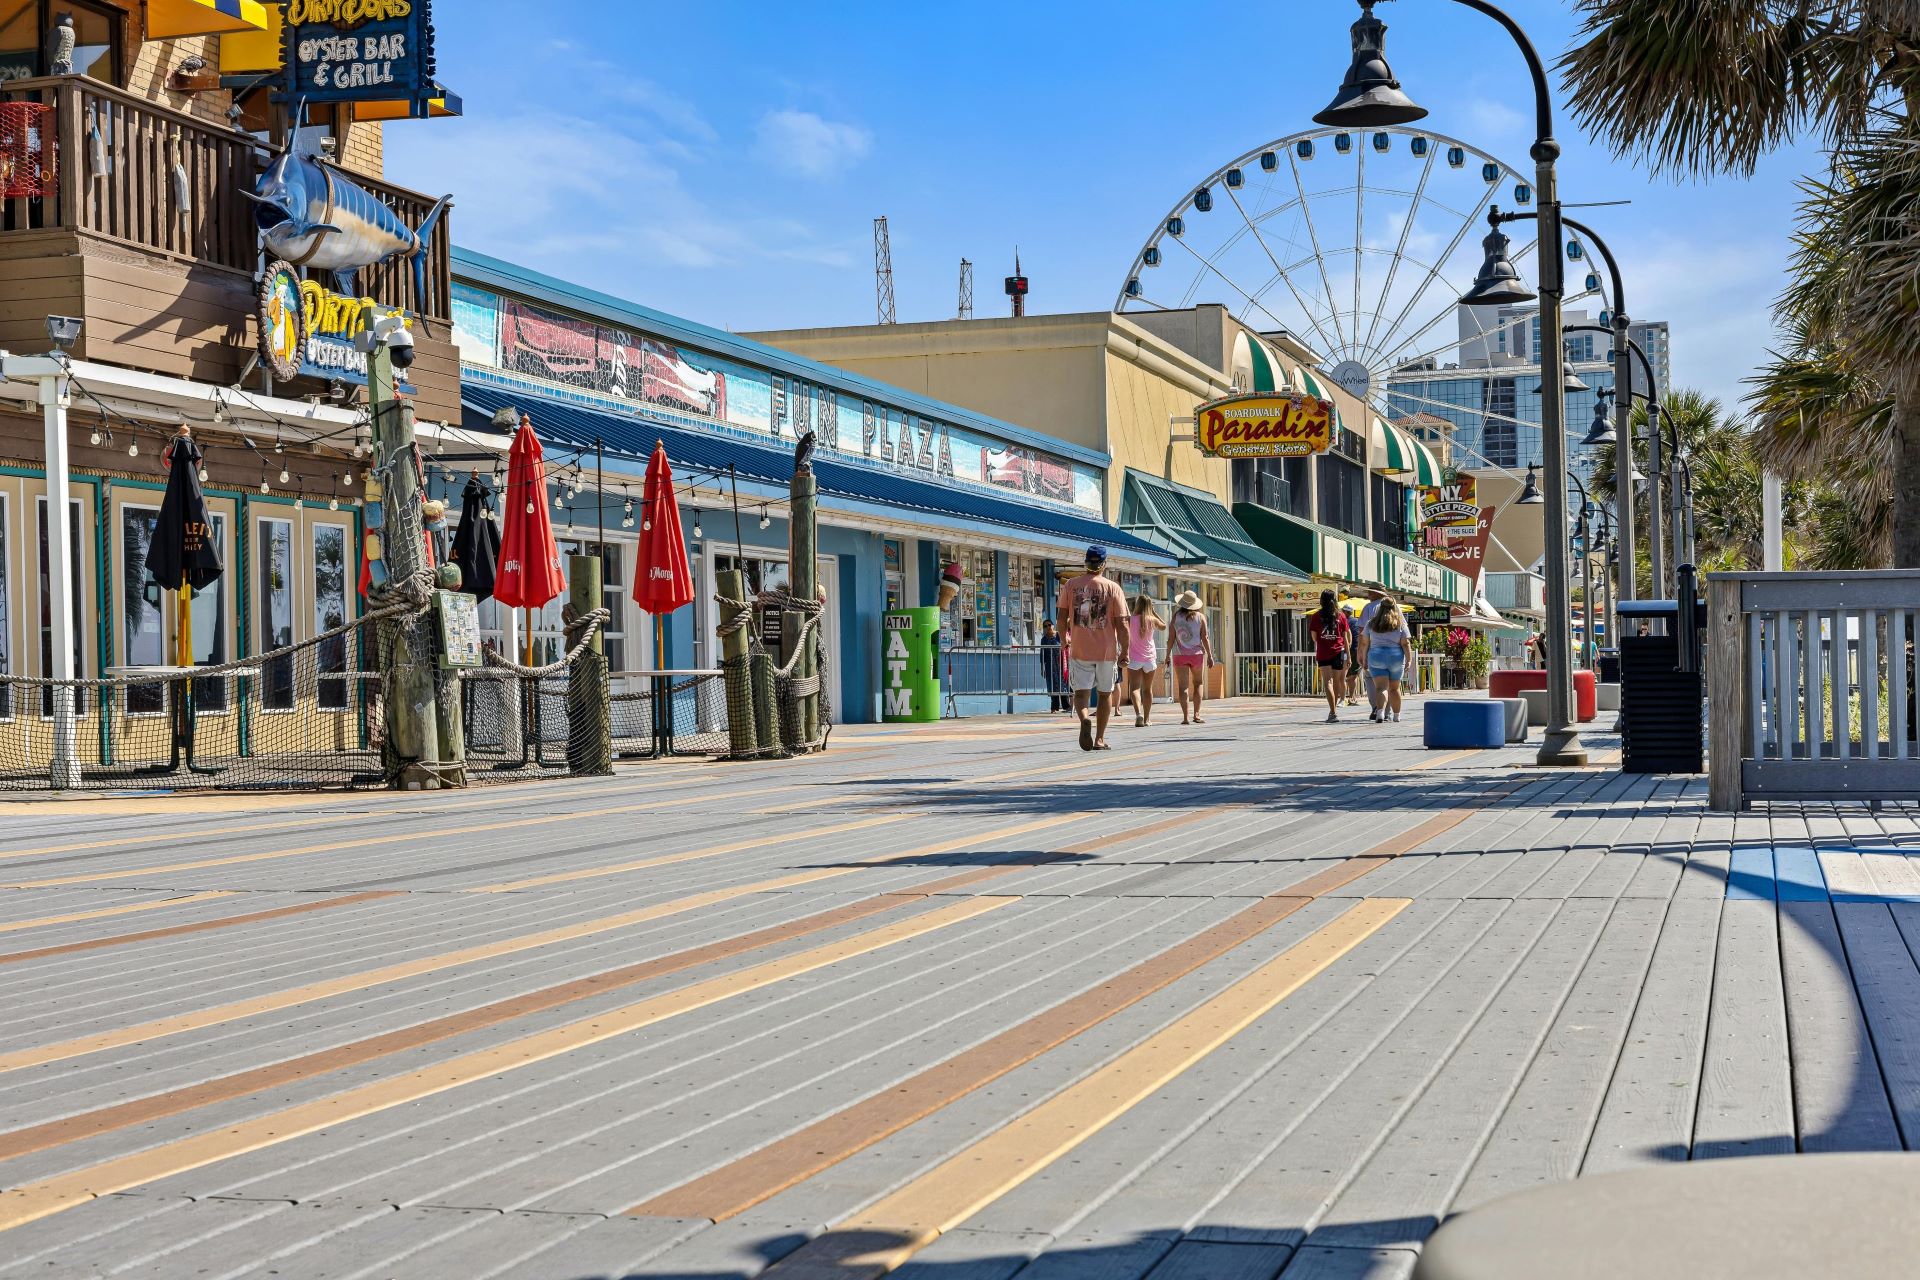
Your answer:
525,500 -> 535,514
329,497 -> 339,511
89,427 -> 101,446
259,478 -> 269,494
279,466 -> 290,484
128,437 -> 139,457
693,514 -> 703,539
759,506 -> 771,530
198,464 -> 208,483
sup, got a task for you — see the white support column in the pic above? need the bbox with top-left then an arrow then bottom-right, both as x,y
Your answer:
42,373 -> 81,789
1763,472 -> 1784,572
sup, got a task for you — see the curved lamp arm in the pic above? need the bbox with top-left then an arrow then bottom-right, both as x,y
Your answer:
1452,0 -> 1556,159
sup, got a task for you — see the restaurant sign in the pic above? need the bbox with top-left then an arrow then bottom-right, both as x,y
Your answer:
284,0 -> 437,108
1195,393 -> 1334,459
1419,475 -> 1479,528
1426,505 -> 1495,579
258,259 -> 412,388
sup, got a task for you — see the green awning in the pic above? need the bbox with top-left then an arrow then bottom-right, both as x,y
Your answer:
1120,470 -> 1305,581
1233,500 -> 1473,604
1247,337 -> 1278,392
1373,416 -> 1443,486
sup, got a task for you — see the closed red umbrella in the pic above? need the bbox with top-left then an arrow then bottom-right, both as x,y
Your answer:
633,441 -> 694,669
494,413 -> 566,662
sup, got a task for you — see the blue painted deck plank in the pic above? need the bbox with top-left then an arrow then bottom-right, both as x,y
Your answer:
1772,847 -> 1830,902
1724,847 -> 1778,901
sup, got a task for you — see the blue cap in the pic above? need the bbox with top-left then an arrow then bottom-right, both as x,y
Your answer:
1085,544 -> 1108,564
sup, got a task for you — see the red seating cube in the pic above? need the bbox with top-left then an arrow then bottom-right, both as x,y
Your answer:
1489,669 -> 1597,722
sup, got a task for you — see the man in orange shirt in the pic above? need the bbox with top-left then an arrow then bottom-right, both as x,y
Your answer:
1055,545 -> 1131,750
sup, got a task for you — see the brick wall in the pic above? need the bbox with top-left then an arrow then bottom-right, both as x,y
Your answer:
117,33 -> 386,181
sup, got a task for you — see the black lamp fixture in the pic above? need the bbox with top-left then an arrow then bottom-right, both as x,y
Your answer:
1518,463 -> 1544,505
1313,1 -> 1429,127
1459,208 -> 1536,307
1582,388 -> 1614,446
1536,361 -> 1589,396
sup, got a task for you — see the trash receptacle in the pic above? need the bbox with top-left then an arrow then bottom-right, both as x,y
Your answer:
1618,594 -> 1705,773
882,608 -> 940,722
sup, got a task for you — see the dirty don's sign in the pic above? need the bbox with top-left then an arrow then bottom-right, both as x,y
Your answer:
1194,392 -> 1335,459
284,0 -> 437,103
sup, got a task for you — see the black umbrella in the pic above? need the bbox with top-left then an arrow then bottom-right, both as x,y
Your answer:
145,430 -> 222,667
450,474 -> 501,601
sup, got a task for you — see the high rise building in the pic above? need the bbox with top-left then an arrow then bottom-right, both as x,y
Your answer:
1386,303 -> 1673,488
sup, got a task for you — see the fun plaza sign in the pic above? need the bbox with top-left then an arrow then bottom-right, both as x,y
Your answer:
1193,392 -> 1335,459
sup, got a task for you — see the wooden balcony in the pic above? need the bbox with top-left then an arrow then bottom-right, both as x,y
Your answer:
1,76 -> 457,422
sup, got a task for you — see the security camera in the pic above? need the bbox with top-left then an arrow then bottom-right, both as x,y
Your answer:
353,313 -> 416,369
386,325 -> 416,370
45,316 -> 82,351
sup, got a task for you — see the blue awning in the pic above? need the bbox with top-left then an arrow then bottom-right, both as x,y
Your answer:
460,383 -> 1172,563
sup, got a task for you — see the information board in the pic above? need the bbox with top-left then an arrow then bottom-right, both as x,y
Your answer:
435,589 -> 482,668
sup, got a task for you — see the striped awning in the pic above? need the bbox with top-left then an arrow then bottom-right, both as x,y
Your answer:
1297,367 -> 1345,432
148,0 -> 270,38
1371,416 -> 1442,486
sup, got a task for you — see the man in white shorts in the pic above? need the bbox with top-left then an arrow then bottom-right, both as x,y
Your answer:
1055,544 -> 1130,750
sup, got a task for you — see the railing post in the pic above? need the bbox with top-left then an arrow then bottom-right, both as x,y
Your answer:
1707,576 -> 1746,811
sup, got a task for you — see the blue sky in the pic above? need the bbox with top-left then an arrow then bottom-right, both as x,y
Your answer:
388,1 -> 1823,412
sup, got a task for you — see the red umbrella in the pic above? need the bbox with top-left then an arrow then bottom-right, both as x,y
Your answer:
495,413 -> 566,661
633,441 -> 694,669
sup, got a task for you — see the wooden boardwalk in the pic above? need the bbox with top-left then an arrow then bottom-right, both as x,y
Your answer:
0,702 -> 1916,1278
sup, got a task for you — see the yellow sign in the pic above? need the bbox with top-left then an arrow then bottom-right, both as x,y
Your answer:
1419,475 -> 1479,528
1195,393 -> 1334,459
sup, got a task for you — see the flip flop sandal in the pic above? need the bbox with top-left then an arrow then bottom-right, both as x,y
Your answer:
1079,719 -> 1094,751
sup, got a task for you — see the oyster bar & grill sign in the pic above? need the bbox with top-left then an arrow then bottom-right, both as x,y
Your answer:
285,0 -> 437,105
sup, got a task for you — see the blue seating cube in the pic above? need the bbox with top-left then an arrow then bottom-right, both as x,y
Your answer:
1424,699 -> 1506,749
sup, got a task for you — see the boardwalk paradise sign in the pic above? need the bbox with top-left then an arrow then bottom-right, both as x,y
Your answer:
1194,393 -> 1334,459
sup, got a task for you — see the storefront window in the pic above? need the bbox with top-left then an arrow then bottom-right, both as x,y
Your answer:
883,539 -> 904,610
0,497 -> 11,719
937,544 -> 996,648
189,514 -> 229,713
1005,553 -> 1046,646
119,505 -> 165,714
257,518 -> 295,711
525,541 -> 629,671
312,525 -> 350,711
1,2 -> 120,84
36,497 -> 85,718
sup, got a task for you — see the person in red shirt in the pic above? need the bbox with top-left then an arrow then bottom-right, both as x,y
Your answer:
1055,545 -> 1131,750
1309,589 -> 1353,723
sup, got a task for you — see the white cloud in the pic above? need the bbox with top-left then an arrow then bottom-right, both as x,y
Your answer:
754,109 -> 872,180
1462,97 -> 1527,141
389,109 -> 852,276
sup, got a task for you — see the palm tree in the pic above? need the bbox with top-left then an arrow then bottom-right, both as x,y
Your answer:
1561,1 -> 1920,566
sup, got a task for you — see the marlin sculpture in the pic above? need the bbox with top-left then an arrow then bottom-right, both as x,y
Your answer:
246,143 -> 452,303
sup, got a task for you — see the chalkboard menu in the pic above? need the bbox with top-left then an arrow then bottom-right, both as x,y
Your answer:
435,590 -> 482,667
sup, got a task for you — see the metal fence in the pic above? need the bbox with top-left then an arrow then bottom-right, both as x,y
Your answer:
944,645 -> 1064,715
1708,570 -> 1920,808
1233,652 -> 1444,697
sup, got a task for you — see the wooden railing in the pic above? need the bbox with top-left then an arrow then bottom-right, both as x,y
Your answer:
1707,570 -> 1920,809
1,75 -> 450,320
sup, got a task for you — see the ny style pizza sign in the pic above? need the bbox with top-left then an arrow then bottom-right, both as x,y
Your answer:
1194,393 -> 1335,459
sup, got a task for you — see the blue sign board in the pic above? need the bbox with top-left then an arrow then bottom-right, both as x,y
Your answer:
284,0 -> 437,111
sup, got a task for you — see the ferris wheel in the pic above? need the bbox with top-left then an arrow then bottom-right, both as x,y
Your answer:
1116,125 -> 1612,450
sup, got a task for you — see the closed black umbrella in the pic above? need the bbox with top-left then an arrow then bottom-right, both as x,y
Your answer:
145,431 -> 222,666
451,474 -> 501,601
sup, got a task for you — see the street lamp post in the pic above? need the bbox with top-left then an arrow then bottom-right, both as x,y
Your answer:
1,318 -> 85,789
1495,216 -> 1641,612
1318,0 -> 1585,765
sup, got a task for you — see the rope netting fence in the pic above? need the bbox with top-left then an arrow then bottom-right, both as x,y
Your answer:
0,594 -> 819,792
